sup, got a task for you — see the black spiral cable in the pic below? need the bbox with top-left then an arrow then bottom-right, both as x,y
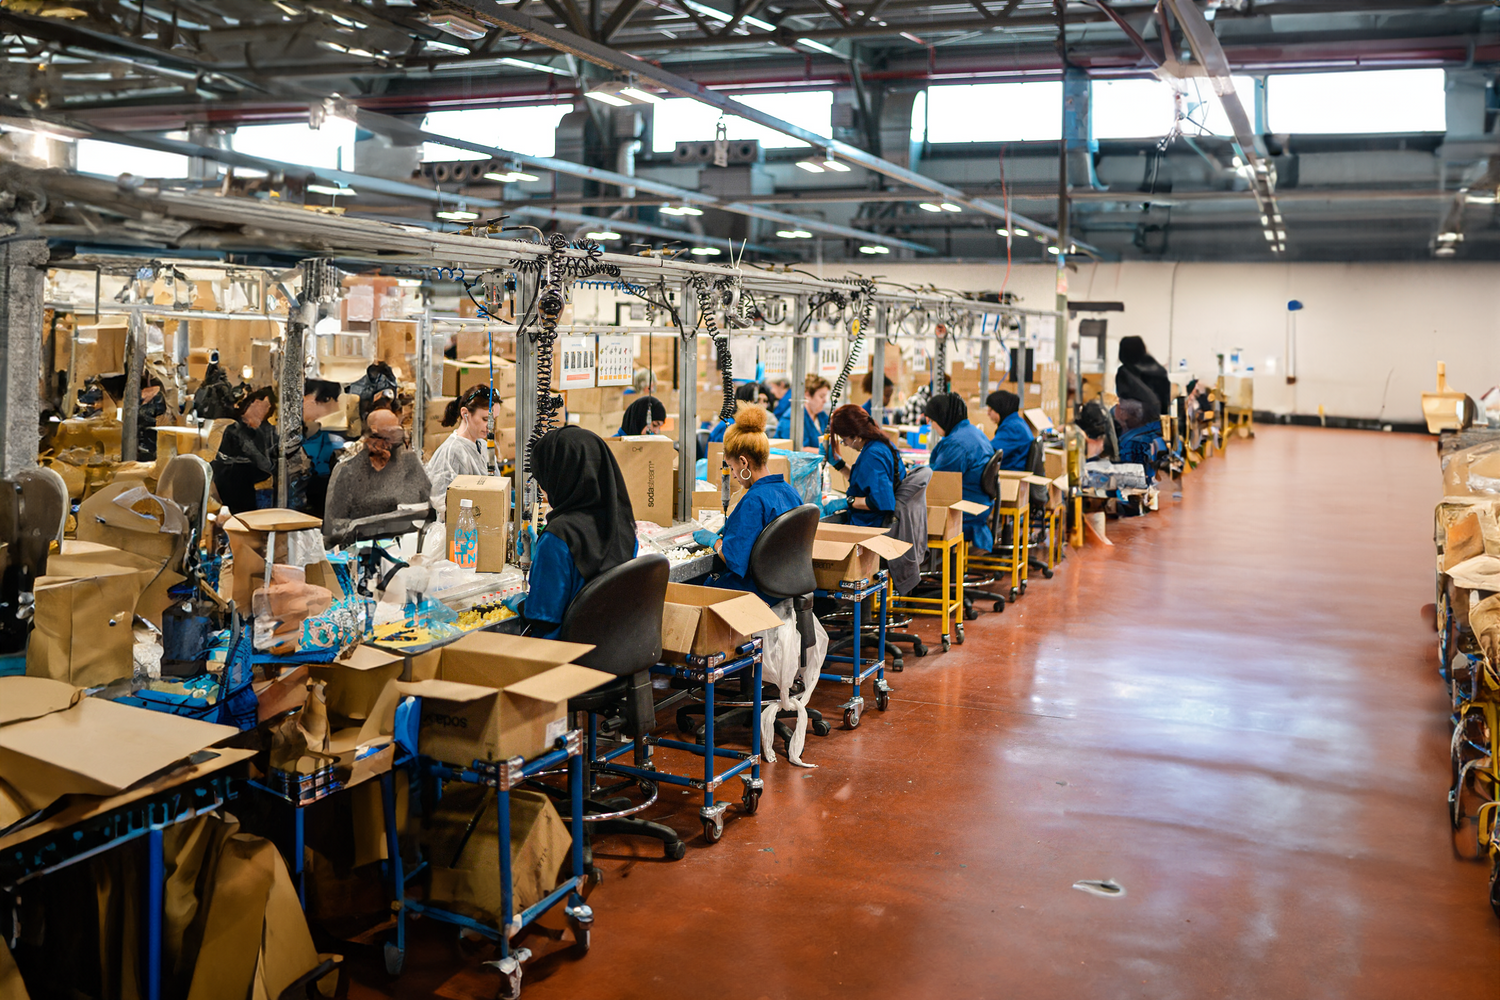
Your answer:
827,279 -> 876,411
690,275 -> 738,424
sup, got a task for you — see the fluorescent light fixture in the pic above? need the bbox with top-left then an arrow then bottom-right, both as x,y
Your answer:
421,10 -> 488,39
797,38 -> 840,57
858,245 -> 890,255
1013,227 -> 1029,237
940,202 -> 962,212
822,158 -> 851,172
996,228 -> 1010,237
0,117 -> 88,140
1046,245 -> 1061,254
1435,246 -> 1457,257
682,0 -> 775,30
919,203 -> 942,212
423,39 -> 470,55
660,204 -> 704,216
307,183 -> 356,196
584,88 -> 631,108
586,231 -> 622,240
795,160 -> 825,173
620,86 -> 664,105
499,57 -> 571,77
437,209 -> 479,221
691,247 -> 722,256
1465,190 -> 1498,204
1276,230 -> 1286,241
1259,214 -> 1270,226
484,169 -> 541,183
776,229 -> 814,238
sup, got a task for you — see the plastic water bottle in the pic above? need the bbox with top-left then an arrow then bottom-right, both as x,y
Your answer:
453,498 -> 479,570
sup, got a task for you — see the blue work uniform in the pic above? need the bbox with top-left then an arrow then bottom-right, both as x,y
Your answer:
989,412 -> 1035,472
708,418 -> 730,443
929,419 -> 995,553
709,473 -> 803,605
526,533 -> 638,639
861,399 -> 893,425
1118,423 -> 1166,484
776,407 -> 828,446
773,391 -> 792,422
844,442 -> 903,529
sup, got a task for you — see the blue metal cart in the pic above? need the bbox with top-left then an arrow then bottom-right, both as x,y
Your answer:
817,569 -> 891,729
386,697 -> 592,1000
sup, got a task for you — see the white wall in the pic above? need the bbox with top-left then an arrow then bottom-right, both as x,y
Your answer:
826,260 -> 1500,424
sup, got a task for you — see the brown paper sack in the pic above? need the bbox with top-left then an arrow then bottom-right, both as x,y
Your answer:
27,562 -> 155,688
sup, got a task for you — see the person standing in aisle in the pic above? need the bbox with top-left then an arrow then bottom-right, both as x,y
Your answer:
426,384 -> 493,517
985,389 -> 1034,472
925,392 -> 995,552
1116,335 -> 1173,417
777,374 -> 831,451
825,404 -> 905,528
523,427 -> 639,639
860,371 -> 896,425
211,386 -> 277,515
694,406 -> 804,603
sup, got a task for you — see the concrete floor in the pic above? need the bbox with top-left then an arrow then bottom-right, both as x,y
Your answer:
349,425 -> 1500,999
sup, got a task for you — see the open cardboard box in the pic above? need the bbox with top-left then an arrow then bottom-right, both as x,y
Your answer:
660,582 -> 782,661
223,508 -> 323,609
310,646 -> 406,789
812,524 -> 911,590
992,469 -> 1053,509
394,632 -> 608,765
0,677 -> 237,827
926,470 -> 990,541
1023,407 -> 1054,435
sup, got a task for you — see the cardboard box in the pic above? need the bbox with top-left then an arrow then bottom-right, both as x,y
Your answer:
74,320 -> 129,377
28,542 -> 164,688
393,632 -> 608,765
991,469 -> 1052,509
1023,407 -> 1054,435
444,475 -> 511,572
925,470 -> 991,541
660,583 -> 782,661
0,682 -> 236,824
573,410 -> 625,436
223,509 -> 325,610
1044,447 -> 1067,482
443,357 -> 517,398
605,437 -> 676,526
566,386 -> 626,414
811,524 -> 911,590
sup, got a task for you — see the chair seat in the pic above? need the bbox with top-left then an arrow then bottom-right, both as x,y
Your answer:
568,676 -> 632,714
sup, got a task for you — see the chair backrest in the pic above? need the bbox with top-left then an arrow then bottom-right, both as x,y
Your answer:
559,553 -> 669,676
158,454 -> 213,538
747,504 -> 819,601
979,449 -> 1006,501
1027,439 -> 1049,507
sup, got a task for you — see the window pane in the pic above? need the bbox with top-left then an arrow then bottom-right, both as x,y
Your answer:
233,119 -> 357,170
1092,79 -> 1175,139
1267,69 -> 1446,134
926,82 -> 1061,143
76,139 -> 190,178
1176,76 -> 1258,136
651,91 -> 833,153
420,105 -> 575,160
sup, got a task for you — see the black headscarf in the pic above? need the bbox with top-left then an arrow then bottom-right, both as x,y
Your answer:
621,395 -> 667,435
533,426 -> 637,579
924,392 -> 968,434
986,389 -> 1020,421
1118,336 -> 1149,366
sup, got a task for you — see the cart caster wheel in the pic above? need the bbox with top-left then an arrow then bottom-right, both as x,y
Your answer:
876,688 -> 890,711
993,600 -> 1005,613
892,657 -> 904,672
741,788 -> 762,815
676,708 -> 695,734
1042,567 -> 1054,579
1020,581 -> 1028,595
1010,587 -> 1020,601
844,707 -> 862,730
497,975 -> 521,1000
1448,787 -> 1463,831
964,606 -> 979,621
571,925 -> 591,955
912,641 -> 928,657
588,866 -> 604,884
941,636 -> 951,653
811,719 -> 832,737
383,942 -> 404,976
702,816 -> 724,844
664,839 -> 687,860
955,623 -> 965,644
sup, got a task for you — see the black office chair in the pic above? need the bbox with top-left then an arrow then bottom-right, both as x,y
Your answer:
676,505 -> 830,751
552,553 -> 686,860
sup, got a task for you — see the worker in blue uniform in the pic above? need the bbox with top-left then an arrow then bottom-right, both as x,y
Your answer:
985,389 -> 1034,472
776,374 -> 831,451
708,383 -> 767,442
767,376 -> 793,423
521,426 -> 639,639
693,406 -> 803,604
860,371 -> 896,425
925,392 -> 995,553
618,395 -> 667,436
825,404 -> 904,528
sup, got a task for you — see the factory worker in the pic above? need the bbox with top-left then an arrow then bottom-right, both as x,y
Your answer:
986,389 -> 1034,472
323,406 -> 431,545
825,404 -> 905,528
619,395 -> 667,436
708,383 -> 766,442
426,384 -> 493,516
925,392 -> 995,553
766,375 -> 793,421
212,385 -> 277,514
1114,397 -> 1167,485
523,427 -> 639,639
776,374 -> 831,451
694,406 -> 804,604
1117,336 -> 1173,417
860,371 -> 896,425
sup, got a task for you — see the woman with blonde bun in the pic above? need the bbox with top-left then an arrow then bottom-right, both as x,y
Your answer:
693,404 -> 804,604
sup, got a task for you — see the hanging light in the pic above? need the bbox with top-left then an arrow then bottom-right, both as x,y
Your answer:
939,203 -> 962,212
307,184 -> 356,197
585,80 -> 663,107
776,229 -> 814,238
437,208 -> 479,221
795,159 -> 825,173
690,247 -> 722,256
919,203 -> 943,213
822,157 -> 851,172
585,231 -> 622,240
858,245 -> 890,255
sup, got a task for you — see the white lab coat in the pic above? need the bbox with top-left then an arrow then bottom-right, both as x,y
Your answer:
425,432 -> 489,517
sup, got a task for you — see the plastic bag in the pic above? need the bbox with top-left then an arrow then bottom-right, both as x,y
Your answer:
757,599 -> 828,768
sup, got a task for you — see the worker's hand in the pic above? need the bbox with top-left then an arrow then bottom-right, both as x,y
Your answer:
828,436 -> 842,460
820,497 -> 848,517
502,593 -> 525,614
692,529 -> 720,549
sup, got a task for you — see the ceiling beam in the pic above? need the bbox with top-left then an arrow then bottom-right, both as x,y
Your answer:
439,0 -> 1108,256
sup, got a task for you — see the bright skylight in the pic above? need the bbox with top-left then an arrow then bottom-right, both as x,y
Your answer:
232,119 -> 358,170
925,82 -> 1063,143
75,138 -> 191,178
652,91 -> 833,153
420,105 -> 575,160
1091,76 -> 1257,139
1267,68 -> 1446,134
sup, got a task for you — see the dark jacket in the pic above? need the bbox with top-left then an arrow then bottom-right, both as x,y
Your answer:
1118,359 -> 1172,416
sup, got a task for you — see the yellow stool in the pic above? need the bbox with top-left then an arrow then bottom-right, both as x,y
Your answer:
967,501 -> 1028,613
890,534 -> 965,652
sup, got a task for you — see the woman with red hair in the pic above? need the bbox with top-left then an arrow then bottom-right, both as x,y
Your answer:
827,403 -> 905,528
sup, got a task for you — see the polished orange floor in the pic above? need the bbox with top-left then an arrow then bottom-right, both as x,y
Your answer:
350,426 -> 1500,999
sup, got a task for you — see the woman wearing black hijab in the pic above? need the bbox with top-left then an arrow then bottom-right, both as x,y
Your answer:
924,392 -> 996,553
618,395 -> 667,436
524,426 -> 639,638
1117,336 -> 1172,416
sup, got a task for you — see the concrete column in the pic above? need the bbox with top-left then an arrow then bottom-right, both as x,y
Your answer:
0,238 -> 45,479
